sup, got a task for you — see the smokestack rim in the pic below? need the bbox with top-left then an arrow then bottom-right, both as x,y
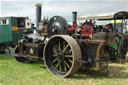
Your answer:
72,11 -> 77,13
35,3 -> 42,7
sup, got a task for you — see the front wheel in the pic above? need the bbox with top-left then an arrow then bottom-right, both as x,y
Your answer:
14,46 -> 32,63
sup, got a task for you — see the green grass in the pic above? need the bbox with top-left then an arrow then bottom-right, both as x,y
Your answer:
0,54 -> 128,85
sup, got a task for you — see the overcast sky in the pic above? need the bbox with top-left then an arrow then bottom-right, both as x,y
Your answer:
0,0 -> 128,24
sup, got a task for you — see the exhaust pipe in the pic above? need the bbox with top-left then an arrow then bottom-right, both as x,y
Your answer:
72,12 -> 77,24
35,3 -> 42,29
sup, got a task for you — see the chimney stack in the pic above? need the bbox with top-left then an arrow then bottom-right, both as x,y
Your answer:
72,12 -> 77,24
35,3 -> 42,29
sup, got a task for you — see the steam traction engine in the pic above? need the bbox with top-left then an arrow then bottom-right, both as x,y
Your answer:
78,12 -> 128,60
14,3 -> 115,77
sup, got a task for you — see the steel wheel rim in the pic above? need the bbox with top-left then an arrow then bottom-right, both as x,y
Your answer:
44,35 -> 82,77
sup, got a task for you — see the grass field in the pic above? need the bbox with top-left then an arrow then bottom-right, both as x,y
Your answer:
0,54 -> 128,85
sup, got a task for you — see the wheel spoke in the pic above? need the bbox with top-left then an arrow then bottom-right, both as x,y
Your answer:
68,59 -> 73,63
55,44 -> 59,50
64,64 -> 67,71
65,55 -> 72,58
53,48 -> 58,54
56,62 -> 59,68
64,60 -> 70,69
59,64 -> 62,71
53,58 -> 58,63
52,45 -> 58,57
63,44 -> 69,53
63,41 -> 66,49
59,41 -> 61,51
52,54 -> 58,57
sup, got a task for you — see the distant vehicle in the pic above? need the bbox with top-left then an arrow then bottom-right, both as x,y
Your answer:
0,16 -> 35,53
78,11 -> 128,60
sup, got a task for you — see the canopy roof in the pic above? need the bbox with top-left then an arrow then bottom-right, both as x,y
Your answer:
78,11 -> 128,20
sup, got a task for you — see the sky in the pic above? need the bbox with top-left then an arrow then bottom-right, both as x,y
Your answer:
0,0 -> 128,24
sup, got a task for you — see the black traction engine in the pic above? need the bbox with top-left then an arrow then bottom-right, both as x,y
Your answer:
14,3 -> 116,77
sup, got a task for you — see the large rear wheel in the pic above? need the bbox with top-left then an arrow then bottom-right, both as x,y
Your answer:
44,35 -> 82,77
